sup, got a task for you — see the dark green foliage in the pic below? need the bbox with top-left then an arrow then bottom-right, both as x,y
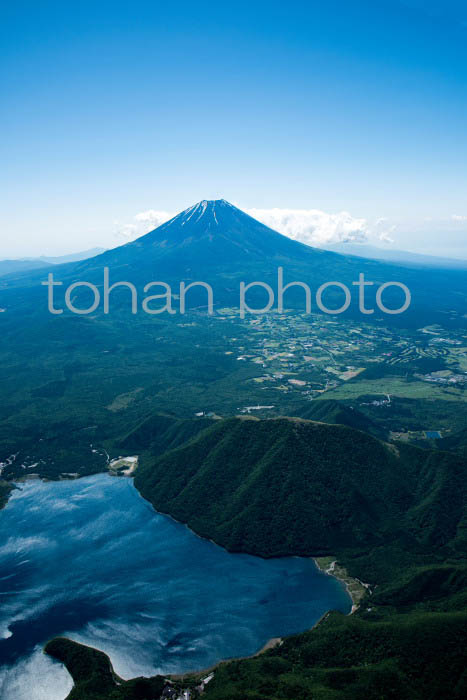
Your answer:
355,396 -> 467,437
203,612 -> 467,700
31,379 -> 68,398
45,637 -> 116,699
0,480 -> 13,509
117,413 -> 214,456
135,417 -> 466,559
130,416 -> 467,699
0,202 -> 466,482
412,357 -> 448,373
3,201 -> 467,697
0,308 -> 296,481
41,416 -> 467,699
45,638 -> 165,700
440,426 -> 467,457
298,399 -> 385,438
371,565 -> 467,608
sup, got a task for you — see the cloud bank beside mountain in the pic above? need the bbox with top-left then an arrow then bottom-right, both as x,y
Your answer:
246,208 -> 395,246
115,206 -> 396,248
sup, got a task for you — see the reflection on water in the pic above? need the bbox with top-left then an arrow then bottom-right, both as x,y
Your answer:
0,474 -> 350,698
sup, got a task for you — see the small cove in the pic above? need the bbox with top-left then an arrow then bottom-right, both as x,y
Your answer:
0,473 -> 351,699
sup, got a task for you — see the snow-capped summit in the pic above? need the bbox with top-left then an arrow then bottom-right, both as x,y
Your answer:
71,198 -> 336,281
175,199 -> 233,227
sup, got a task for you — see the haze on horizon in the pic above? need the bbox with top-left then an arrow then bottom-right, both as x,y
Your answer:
1,0 -> 466,259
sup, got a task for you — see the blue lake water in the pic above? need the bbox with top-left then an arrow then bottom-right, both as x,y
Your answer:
0,474 -> 350,699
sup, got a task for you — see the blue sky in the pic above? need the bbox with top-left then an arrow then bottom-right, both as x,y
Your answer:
1,0 -> 466,257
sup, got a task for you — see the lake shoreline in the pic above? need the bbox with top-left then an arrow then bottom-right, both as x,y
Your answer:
313,556 -> 370,613
0,473 -> 350,698
0,480 -> 14,510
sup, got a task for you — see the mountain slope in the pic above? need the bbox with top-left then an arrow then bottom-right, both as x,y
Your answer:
0,258 -> 49,277
0,200 -> 465,330
44,416 -> 467,700
0,248 -> 106,279
325,242 -> 467,269
202,610 -> 467,700
439,426 -> 467,458
134,416 -> 467,558
76,199 -> 331,274
297,399 -> 385,438
65,200 -> 467,304
116,412 -> 215,455
36,248 -> 106,264
44,637 -> 165,700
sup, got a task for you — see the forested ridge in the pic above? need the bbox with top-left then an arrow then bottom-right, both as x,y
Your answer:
134,417 -> 467,559
44,638 -> 166,700
47,416 -> 467,699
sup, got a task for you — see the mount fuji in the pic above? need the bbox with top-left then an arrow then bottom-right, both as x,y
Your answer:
75,199 -> 340,277
1,199 -> 466,325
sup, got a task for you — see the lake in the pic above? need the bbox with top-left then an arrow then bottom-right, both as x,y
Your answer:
0,474 -> 351,699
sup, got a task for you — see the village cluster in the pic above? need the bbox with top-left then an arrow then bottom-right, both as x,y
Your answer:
210,312 -> 467,408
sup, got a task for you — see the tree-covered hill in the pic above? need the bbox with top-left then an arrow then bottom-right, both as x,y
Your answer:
117,412 -> 214,456
44,416 -> 467,699
440,426 -> 467,458
130,416 -> 467,698
202,609 -> 467,700
134,416 -> 467,559
44,638 -> 165,700
297,399 -> 385,439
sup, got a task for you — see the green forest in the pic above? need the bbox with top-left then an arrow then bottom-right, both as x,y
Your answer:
46,416 -> 467,699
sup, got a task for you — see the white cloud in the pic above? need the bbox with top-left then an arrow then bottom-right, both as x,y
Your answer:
246,208 -> 398,247
247,207 -> 373,246
377,230 -> 394,244
451,214 -> 467,222
115,205 -> 397,248
134,210 -> 173,226
114,210 -> 173,241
